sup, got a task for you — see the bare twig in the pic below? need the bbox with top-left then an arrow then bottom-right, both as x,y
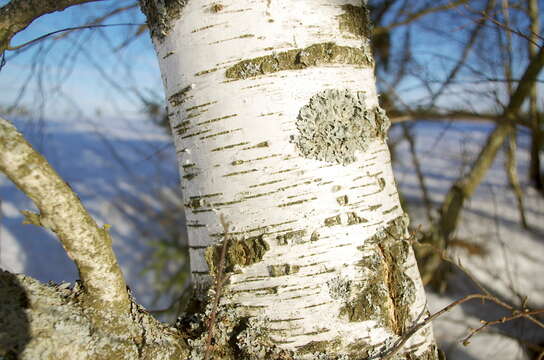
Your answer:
0,0 -> 101,53
527,0 -> 543,191
462,309 -> 544,345
471,6 -> 543,45
381,229 -> 544,359
401,123 -> 434,222
439,42 -> 544,242
495,2 -> 530,229
7,23 -> 144,51
505,133 -> 529,228
381,293 -> 544,360
414,232 -> 544,327
204,214 -> 231,360
430,0 -> 496,103
389,109 -> 536,129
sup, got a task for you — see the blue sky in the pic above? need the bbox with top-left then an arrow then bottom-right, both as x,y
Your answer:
0,1 -> 540,121
0,0 -> 163,121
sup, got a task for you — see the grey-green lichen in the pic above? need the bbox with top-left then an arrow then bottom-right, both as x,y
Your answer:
340,253 -> 390,324
276,230 -> 307,245
404,345 -> 442,360
300,336 -> 431,360
139,0 -> 187,39
236,316 -> 290,359
182,301 -> 240,360
340,214 -> 416,335
338,4 -> 372,39
205,234 -> 270,275
295,89 -> 390,165
268,264 -> 300,277
296,338 -> 340,355
225,42 -> 373,79
177,299 -> 291,360
326,276 -> 351,301
0,271 -> 187,360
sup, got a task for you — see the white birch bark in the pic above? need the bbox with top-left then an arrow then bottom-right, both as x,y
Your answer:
142,0 -> 438,358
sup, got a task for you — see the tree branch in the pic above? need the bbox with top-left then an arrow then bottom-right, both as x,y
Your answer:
0,0 -> 102,53
0,270 -> 188,359
439,43 -> 544,239
374,0 -> 470,36
429,0 -> 496,103
0,117 -> 130,318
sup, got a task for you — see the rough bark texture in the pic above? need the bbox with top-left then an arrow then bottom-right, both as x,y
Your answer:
139,0 -> 187,40
0,0 -> 100,52
0,270 -> 188,359
0,117 -> 130,326
0,0 -> 441,358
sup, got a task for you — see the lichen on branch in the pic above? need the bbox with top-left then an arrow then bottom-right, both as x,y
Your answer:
139,0 -> 187,39
0,270 -> 188,359
0,117 -> 130,322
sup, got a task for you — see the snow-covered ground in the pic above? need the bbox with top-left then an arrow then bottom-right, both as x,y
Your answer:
0,119 -> 542,359
392,122 -> 544,360
0,118 -> 186,308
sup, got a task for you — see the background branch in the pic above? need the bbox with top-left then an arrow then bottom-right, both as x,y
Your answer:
0,0 -> 102,53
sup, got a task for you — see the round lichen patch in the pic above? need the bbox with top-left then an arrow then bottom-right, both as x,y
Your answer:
295,89 -> 389,165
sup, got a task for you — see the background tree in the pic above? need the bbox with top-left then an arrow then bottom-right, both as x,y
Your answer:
367,0 -> 544,289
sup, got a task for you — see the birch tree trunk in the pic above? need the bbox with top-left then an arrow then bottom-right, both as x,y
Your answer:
140,0 -> 438,358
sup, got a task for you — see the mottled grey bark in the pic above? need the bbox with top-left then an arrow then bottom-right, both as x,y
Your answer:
0,117 -> 190,358
0,117 -> 130,323
0,270 -> 188,359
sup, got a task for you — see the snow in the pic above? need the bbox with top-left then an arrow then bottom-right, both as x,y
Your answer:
392,121 -> 544,360
0,118 -> 184,308
1,119 -> 542,359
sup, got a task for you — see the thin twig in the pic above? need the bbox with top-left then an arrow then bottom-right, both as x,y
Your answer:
204,214 -> 231,360
413,236 -> 544,329
381,292 -> 544,360
374,0 -> 471,35
380,224 -> 544,359
401,123 -> 434,222
430,0 -> 496,104
462,309 -> 544,345
7,23 -> 144,51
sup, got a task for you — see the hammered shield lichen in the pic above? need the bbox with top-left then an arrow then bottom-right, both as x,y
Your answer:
295,89 -> 389,165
